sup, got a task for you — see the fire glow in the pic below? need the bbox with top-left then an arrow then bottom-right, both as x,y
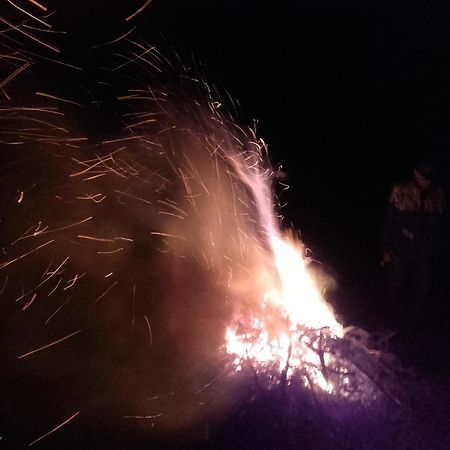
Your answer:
213,128 -> 345,394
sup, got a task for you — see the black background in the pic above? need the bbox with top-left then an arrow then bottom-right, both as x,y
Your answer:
55,0 -> 450,329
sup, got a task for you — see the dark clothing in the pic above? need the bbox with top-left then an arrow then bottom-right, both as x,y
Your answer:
382,178 -> 446,314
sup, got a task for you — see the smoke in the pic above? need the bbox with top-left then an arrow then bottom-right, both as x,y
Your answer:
0,15 -> 294,445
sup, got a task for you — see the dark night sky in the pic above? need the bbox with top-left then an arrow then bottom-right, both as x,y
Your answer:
42,0 -> 450,325
7,0 -> 450,321
150,0 -> 450,259
61,3 -> 450,189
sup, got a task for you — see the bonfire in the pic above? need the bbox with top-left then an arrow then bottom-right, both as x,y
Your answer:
0,3 -> 408,449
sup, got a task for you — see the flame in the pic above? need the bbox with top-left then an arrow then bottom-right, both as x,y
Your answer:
225,230 -> 344,392
270,234 -> 341,334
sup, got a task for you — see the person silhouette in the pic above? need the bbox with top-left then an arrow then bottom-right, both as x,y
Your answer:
381,158 -> 446,323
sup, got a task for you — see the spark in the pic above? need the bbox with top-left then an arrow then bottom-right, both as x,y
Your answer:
123,110 -> 157,119
22,24 -> 64,34
39,260 -> 54,280
0,276 -> 8,297
101,135 -> 143,145
0,53 -> 31,64
131,284 -> 136,329
83,173 -> 106,181
47,278 -> 62,297
70,154 -> 125,179
63,273 -> 86,290
20,50 -> 82,70
150,231 -> 186,240
0,17 -> 59,53
118,93 -> 159,101
96,247 -> 124,255
143,393 -> 175,402
18,329 -> 82,359
26,0 -> 47,12
113,157 -> 139,176
112,45 -> 160,72
6,133 -> 87,144
35,91 -> 82,106
125,0 -> 153,21
13,217 -> 93,243
183,151 -> 210,194
76,193 -> 107,203
15,257 -> 69,302
0,62 -> 32,90
93,26 -> 136,49
45,296 -> 72,325
0,106 -> 62,115
157,199 -> 187,216
5,115 -> 69,133
125,117 -> 157,128
144,315 -> 152,347
77,235 -> 115,243
178,167 -> 196,208
196,368 -> 229,394
6,1 -> 52,28
28,411 -> 80,447
94,281 -> 118,303
157,211 -> 185,220
0,239 -> 55,270
114,190 -> 152,205
22,293 -> 37,310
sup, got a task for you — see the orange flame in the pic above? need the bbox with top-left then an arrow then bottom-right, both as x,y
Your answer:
225,232 -> 343,392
